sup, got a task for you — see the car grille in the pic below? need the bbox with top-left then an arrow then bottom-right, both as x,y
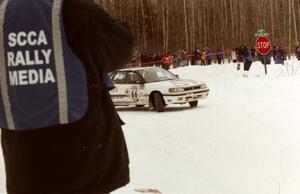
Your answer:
183,85 -> 201,91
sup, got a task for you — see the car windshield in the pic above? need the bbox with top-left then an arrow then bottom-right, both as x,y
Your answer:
138,68 -> 177,83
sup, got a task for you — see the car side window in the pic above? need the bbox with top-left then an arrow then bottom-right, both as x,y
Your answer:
127,72 -> 143,84
108,72 -> 115,79
112,71 -> 127,84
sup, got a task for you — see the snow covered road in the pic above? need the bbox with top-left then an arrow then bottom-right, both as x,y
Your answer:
115,62 -> 300,194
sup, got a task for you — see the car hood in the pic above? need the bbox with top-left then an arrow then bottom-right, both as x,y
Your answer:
168,79 -> 203,87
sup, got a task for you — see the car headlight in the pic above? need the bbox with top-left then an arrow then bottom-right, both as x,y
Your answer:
169,87 -> 184,93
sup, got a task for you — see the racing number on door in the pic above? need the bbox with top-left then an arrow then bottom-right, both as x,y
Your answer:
130,87 -> 139,102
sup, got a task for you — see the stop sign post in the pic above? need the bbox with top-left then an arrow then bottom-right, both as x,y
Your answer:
256,36 -> 272,75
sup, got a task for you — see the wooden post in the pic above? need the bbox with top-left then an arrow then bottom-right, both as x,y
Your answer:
264,60 -> 268,75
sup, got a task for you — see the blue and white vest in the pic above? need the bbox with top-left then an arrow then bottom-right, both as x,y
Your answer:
0,0 -> 90,130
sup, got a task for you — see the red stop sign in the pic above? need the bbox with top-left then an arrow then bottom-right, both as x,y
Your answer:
256,36 -> 272,55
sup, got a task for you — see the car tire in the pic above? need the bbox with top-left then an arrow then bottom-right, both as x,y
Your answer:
189,100 -> 198,107
136,105 -> 145,108
153,93 -> 164,112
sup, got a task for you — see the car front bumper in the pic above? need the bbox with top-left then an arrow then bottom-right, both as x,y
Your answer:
163,89 -> 210,105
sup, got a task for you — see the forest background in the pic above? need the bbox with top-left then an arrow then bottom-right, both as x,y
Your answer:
95,0 -> 300,55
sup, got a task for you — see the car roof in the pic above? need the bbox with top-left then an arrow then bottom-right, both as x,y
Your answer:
116,66 -> 158,72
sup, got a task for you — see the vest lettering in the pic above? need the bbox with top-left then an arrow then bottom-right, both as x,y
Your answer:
28,69 -> 39,84
6,49 -> 52,67
8,32 -> 17,47
15,50 -> 26,66
39,69 -> 44,84
9,71 -> 18,86
17,31 -> 27,47
27,31 -> 37,46
7,52 -> 15,66
38,30 -> 48,46
41,49 -> 52,64
34,50 -> 44,65
44,68 -> 55,83
8,68 -> 56,86
18,70 -> 28,85
7,30 -> 48,47
25,50 -> 35,65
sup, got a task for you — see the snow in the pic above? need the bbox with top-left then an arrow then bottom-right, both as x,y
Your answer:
114,59 -> 300,194
1,59 -> 300,194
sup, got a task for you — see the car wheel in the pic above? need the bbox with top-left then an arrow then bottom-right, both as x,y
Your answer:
189,100 -> 198,107
153,93 -> 164,112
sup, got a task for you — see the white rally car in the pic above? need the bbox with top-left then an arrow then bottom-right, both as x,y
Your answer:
109,67 -> 209,112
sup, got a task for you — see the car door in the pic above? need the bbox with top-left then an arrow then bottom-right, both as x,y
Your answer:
126,71 -> 145,104
110,71 -> 131,105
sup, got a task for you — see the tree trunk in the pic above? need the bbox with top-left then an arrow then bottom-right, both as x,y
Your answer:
292,0 -> 298,47
140,0 -> 147,51
165,0 -> 169,51
183,0 -> 189,52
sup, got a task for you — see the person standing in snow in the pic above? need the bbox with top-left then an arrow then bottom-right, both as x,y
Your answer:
200,48 -> 207,66
241,45 -> 253,76
216,48 -> 224,65
193,49 -> 201,65
180,50 -> 189,67
206,48 -> 213,65
231,49 -> 237,63
251,44 -> 257,61
0,0 -> 132,194
162,52 -> 171,70
274,45 -> 286,65
236,46 -> 244,70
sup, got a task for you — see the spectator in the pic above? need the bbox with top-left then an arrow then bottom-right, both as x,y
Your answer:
193,49 -> 201,65
162,52 -> 171,70
216,47 -> 224,65
241,45 -> 254,76
274,45 -> 285,65
206,49 -> 213,65
231,49 -> 237,63
200,48 -> 207,66
251,44 -> 257,61
180,50 -> 189,67
236,46 -> 244,70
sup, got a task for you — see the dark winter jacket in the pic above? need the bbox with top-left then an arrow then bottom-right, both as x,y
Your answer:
274,48 -> 285,65
1,0 -> 133,194
242,49 -> 253,63
206,51 -> 213,60
193,50 -> 201,61
216,49 -> 224,60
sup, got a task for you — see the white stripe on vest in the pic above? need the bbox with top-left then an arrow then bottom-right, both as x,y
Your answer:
52,0 -> 68,124
0,0 -> 14,129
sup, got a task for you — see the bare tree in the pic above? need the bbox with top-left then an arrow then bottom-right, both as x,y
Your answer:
183,0 -> 189,52
95,0 -> 300,54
